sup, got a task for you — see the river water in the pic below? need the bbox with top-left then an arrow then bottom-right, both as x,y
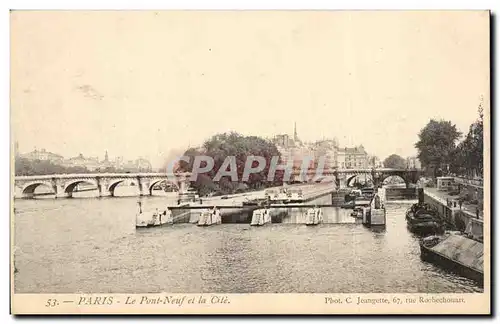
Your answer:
13,189 -> 482,294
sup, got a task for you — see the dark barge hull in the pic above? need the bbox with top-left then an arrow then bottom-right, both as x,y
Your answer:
407,222 -> 444,236
420,243 -> 483,285
270,210 -> 288,223
221,206 -> 260,223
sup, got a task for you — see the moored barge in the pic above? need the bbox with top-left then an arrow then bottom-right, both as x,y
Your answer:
420,233 -> 484,284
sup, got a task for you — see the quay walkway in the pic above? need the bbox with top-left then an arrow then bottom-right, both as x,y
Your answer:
424,187 -> 483,220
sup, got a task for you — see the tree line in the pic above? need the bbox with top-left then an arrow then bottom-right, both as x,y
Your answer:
383,154 -> 407,169
163,132 -> 284,196
415,102 -> 484,178
14,157 -> 150,176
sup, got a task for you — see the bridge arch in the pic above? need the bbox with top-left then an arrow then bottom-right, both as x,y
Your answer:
346,174 -> 373,187
21,182 -> 54,197
148,179 -> 179,195
108,179 -> 129,196
64,179 -> 98,195
379,174 -> 409,188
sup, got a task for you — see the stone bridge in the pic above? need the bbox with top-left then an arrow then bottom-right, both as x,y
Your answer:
292,168 -> 422,188
14,172 -> 191,199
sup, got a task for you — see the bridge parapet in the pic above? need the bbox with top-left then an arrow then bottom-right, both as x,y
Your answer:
14,172 -> 192,199
312,168 -> 423,189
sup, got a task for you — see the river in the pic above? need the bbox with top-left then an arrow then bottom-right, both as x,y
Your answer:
13,190 -> 482,294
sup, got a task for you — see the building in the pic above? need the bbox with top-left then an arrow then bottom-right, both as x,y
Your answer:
63,154 -> 101,171
114,156 -> 124,169
120,158 -> 152,172
273,134 -> 293,148
272,123 -> 371,171
99,151 -> 114,169
367,155 -> 384,168
338,145 -> 368,169
314,139 -> 338,170
406,156 -> 422,170
276,146 -> 292,165
16,145 -> 153,173
272,123 -> 343,171
336,149 -> 346,169
20,148 -> 64,164
272,123 -> 315,169
136,158 -> 152,172
122,160 -> 137,171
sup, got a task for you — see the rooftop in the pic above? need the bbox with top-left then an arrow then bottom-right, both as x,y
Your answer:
338,145 -> 367,154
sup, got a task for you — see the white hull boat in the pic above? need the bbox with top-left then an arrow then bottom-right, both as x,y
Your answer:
136,208 -> 173,228
305,207 -> 323,225
250,208 -> 272,226
197,209 -> 222,226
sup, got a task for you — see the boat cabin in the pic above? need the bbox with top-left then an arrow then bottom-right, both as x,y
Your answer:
437,177 -> 455,192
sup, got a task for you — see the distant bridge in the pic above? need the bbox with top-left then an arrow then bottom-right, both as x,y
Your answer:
291,168 -> 422,188
14,172 -> 191,199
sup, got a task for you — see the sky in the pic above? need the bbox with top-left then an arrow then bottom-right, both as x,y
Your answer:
11,11 -> 489,168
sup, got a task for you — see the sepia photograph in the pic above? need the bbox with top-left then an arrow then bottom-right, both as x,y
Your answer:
10,10 -> 490,314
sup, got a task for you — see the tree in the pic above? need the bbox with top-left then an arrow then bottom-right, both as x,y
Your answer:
415,119 -> 461,176
176,132 -> 283,194
383,154 -> 407,169
15,157 -> 71,176
14,157 -> 134,176
451,103 -> 484,177
192,174 -> 218,197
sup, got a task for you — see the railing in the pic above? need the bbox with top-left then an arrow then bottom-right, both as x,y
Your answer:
453,177 -> 484,188
14,172 -> 191,180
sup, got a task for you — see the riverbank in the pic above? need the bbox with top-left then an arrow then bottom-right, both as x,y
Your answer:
424,187 -> 483,220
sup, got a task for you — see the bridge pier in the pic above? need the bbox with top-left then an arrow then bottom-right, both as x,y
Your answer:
137,178 -> 151,197
338,176 -> 347,189
178,175 -> 190,203
96,178 -> 112,198
54,191 -> 71,198
52,179 -> 70,199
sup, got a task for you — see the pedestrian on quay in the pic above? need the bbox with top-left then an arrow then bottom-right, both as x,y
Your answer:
476,207 -> 480,219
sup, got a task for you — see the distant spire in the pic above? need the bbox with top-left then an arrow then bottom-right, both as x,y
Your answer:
105,150 -> 109,161
294,122 -> 298,141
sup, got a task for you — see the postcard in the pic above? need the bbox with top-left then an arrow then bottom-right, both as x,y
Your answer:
10,10 -> 490,315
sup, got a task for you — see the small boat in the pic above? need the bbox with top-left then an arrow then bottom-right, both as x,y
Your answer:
420,232 -> 484,284
406,203 -> 437,221
250,208 -> 271,226
408,219 -> 444,235
136,208 -> 173,228
344,189 -> 361,203
406,203 -> 444,235
340,200 -> 355,209
305,207 -> 323,225
354,199 -> 371,208
197,208 -> 221,226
